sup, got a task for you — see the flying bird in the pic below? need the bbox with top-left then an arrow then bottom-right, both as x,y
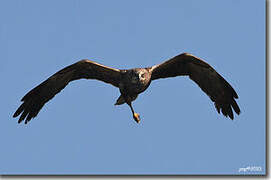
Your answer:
13,53 -> 240,124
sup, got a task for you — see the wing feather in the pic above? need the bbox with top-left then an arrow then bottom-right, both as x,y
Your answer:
13,60 -> 121,124
151,53 -> 240,120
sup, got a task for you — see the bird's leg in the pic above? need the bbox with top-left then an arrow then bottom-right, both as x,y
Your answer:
127,101 -> 140,123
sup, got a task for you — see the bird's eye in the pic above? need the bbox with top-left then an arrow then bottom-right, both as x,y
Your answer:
140,73 -> 145,79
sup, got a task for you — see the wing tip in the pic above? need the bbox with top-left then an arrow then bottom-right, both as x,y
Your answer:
13,103 -> 25,118
215,98 -> 240,120
16,113 -> 35,124
13,112 -> 18,118
13,100 -> 39,124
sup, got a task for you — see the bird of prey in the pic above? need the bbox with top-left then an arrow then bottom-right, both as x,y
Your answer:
13,53 -> 240,124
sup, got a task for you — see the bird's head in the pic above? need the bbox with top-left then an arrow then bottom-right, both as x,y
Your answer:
130,69 -> 149,84
138,69 -> 148,81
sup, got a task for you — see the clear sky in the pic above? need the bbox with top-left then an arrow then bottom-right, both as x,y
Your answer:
0,0 -> 265,175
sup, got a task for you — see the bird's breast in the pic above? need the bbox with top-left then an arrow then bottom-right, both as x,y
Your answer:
128,79 -> 151,94
119,69 -> 151,95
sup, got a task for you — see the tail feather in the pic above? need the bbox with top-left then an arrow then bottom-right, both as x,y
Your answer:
114,94 -> 138,105
114,95 -> 125,105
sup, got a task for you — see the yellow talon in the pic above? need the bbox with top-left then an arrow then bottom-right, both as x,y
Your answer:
133,113 -> 140,123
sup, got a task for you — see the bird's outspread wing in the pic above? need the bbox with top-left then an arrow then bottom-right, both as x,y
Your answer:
150,53 -> 240,120
13,60 -> 121,124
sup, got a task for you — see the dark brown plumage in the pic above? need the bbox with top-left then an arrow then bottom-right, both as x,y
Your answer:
13,53 -> 240,124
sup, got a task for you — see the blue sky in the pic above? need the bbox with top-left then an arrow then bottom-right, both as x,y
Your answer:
0,0 -> 265,175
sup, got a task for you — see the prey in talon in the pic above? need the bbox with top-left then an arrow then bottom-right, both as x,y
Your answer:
13,53 -> 240,125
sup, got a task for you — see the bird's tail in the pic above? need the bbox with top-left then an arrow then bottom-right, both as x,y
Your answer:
114,95 -> 126,105
114,94 -> 138,105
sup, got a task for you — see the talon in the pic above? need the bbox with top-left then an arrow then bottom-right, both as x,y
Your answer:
133,113 -> 140,123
